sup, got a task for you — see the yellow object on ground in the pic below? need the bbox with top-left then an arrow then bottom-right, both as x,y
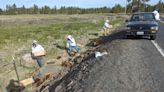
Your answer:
20,77 -> 34,86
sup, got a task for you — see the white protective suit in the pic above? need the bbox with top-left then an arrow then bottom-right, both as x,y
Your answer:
32,44 -> 45,54
103,20 -> 110,30
32,40 -> 45,56
153,10 -> 160,21
66,35 -> 77,47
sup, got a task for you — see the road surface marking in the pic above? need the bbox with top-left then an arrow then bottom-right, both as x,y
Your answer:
151,40 -> 164,58
160,21 -> 164,24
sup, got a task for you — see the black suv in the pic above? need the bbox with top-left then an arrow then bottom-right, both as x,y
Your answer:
126,12 -> 159,40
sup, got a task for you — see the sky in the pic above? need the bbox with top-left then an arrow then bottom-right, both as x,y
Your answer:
0,0 -> 163,9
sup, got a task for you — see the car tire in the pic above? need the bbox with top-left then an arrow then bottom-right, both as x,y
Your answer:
126,35 -> 130,39
150,35 -> 156,40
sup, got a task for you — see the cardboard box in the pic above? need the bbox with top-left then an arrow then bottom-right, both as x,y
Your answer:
34,51 -> 46,57
20,77 -> 34,86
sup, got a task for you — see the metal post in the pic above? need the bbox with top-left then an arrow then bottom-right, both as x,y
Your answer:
12,56 -> 20,81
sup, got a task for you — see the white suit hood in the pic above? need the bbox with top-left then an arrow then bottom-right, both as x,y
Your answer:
153,10 -> 160,20
67,35 -> 76,47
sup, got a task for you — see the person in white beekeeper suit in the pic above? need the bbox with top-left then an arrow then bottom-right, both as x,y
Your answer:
153,10 -> 160,21
102,19 -> 110,36
31,40 -> 46,67
66,35 -> 79,58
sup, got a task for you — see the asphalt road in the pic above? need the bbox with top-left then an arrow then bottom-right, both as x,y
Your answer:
50,20 -> 164,92
156,18 -> 164,51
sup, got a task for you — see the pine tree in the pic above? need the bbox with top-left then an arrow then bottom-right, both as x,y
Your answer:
127,0 -> 150,12
33,4 -> 39,14
0,8 -> 3,14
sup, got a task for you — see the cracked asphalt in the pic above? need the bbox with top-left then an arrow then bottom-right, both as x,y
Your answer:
49,20 -> 164,92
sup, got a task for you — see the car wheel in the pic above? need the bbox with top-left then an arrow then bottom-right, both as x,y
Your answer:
150,35 -> 156,40
126,35 -> 131,39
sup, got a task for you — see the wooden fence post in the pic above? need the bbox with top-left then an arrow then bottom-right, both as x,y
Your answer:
12,56 -> 20,81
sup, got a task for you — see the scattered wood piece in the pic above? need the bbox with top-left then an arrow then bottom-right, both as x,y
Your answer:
93,40 -> 101,46
33,78 -> 44,87
57,56 -> 62,60
61,61 -> 73,67
20,77 -> 34,86
46,61 -> 55,65
45,73 -> 50,80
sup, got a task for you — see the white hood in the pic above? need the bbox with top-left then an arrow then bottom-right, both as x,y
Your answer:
153,10 -> 160,20
67,35 -> 76,47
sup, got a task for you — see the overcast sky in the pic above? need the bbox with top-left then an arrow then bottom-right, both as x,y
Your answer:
0,0 -> 163,9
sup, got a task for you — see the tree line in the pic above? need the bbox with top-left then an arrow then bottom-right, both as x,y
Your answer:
0,0 -> 163,15
126,0 -> 164,13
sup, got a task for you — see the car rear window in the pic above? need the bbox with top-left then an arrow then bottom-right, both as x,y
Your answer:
131,13 -> 155,21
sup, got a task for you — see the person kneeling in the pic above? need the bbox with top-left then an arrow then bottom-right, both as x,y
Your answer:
66,35 -> 79,60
